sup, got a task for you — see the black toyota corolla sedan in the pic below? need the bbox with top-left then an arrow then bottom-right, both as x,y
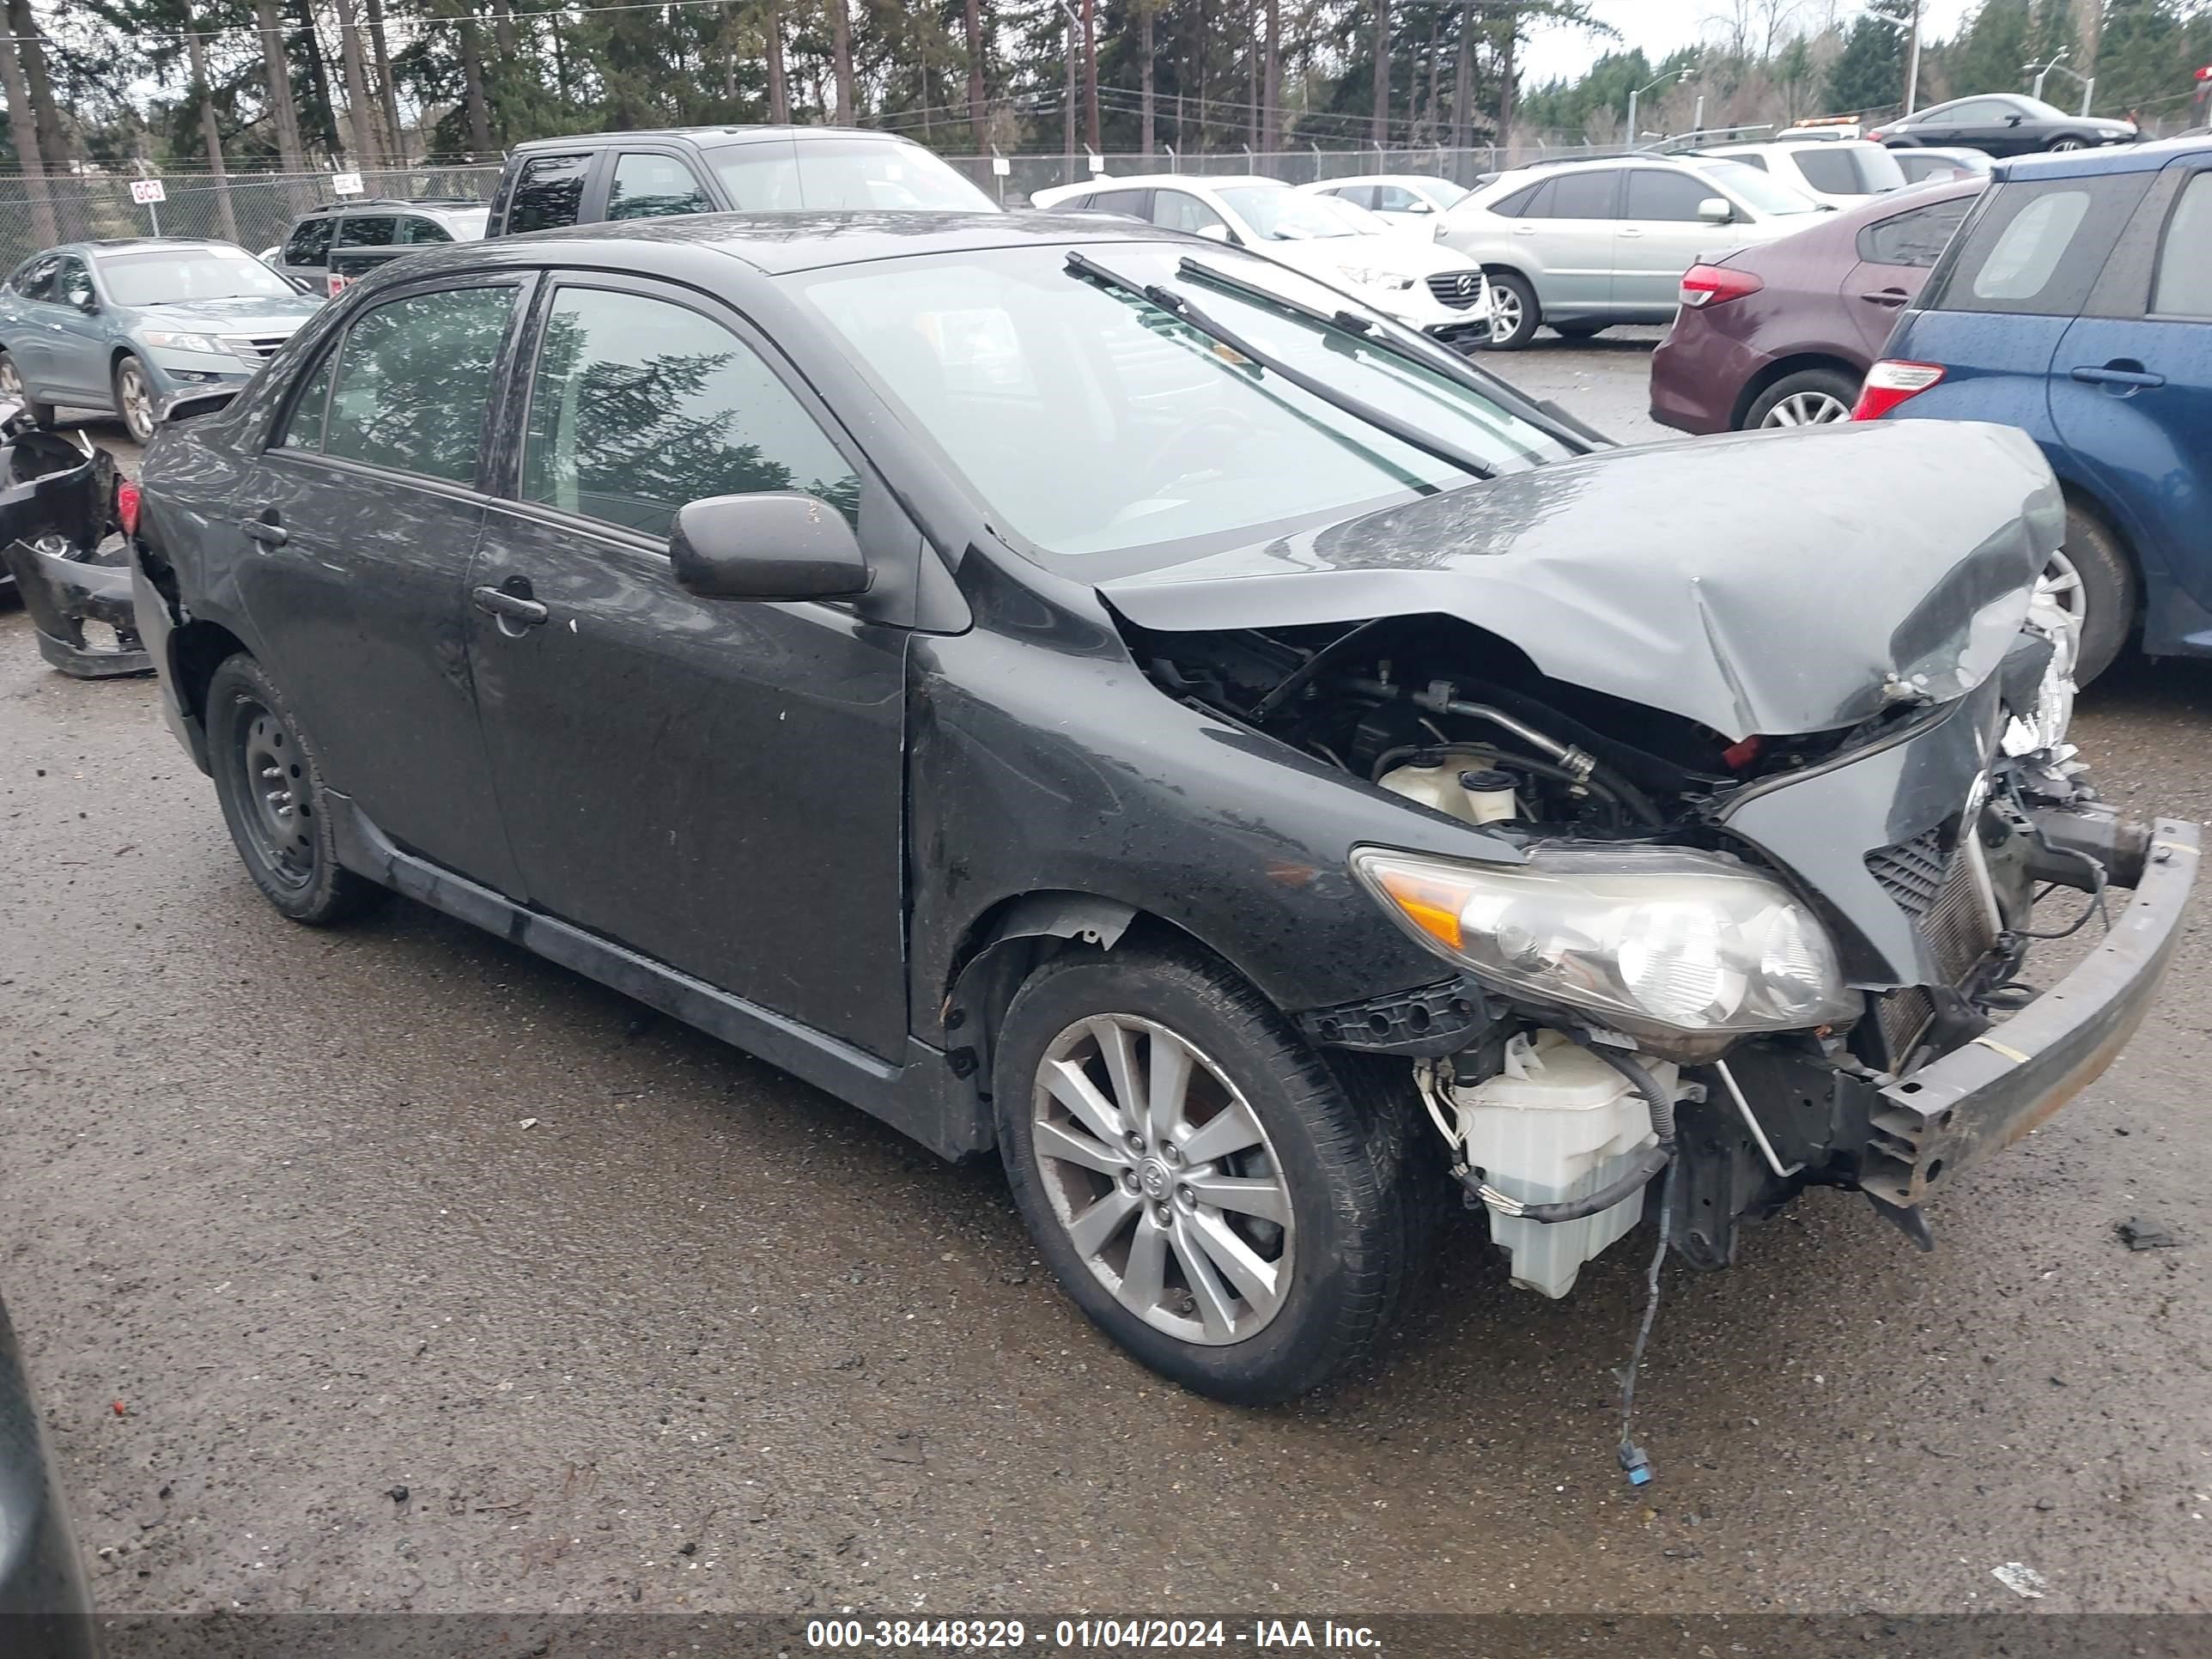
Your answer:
129,212 -> 2193,1406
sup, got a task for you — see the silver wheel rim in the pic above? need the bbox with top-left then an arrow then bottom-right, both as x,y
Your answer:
1762,389 -> 1850,427
119,364 -> 154,440
2039,546 -> 2087,638
1488,289 -> 1522,343
1030,1014 -> 1295,1346
2049,139 -> 2083,152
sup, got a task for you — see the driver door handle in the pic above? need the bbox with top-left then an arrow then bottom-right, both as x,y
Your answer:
1860,287 -> 1911,307
472,584 -> 549,627
240,517 -> 288,545
2071,362 -> 2165,390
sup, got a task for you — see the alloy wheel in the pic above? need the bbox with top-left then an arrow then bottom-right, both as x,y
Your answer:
234,701 -> 317,888
2037,546 -> 2087,645
1761,389 -> 1851,427
1030,1014 -> 1295,1346
118,362 -> 155,442
1487,289 -> 1522,343
2048,138 -> 2085,152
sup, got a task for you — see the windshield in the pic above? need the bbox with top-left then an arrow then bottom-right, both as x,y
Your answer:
97,247 -> 296,306
1412,179 -> 1471,210
708,137 -> 994,212
1690,159 -> 1824,217
1217,185 -> 1360,240
1313,196 -> 1393,234
793,244 -> 1571,570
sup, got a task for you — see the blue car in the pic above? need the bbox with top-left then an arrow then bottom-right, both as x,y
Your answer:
1856,136 -> 2212,681
0,238 -> 323,445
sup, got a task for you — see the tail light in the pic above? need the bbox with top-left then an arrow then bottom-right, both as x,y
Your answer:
117,479 -> 141,537
1850,359 -> 1946,420
1680,264 -> 1764,307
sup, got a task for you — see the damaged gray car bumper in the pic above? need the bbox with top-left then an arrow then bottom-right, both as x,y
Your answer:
1863,817 -> 2199,1212
2,538 -> 149,677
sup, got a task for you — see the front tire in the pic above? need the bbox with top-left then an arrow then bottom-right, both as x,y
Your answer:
114,353 -> 158,443
2046,136 -> 2087,153
205,653 -> 384,925
994,945 -> 1423,1405
1480,270 -> 1541,350
2051,503 -> 2136,684
1550,322 -> 1609,340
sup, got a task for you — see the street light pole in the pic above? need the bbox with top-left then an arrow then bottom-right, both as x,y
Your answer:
1059,0 -> 1079,174
1904,0 -> 1923,115
1626,70 -> 1684,147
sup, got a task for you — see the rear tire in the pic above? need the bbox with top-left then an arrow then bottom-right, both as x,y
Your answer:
205,653 -> 385,925
0,349 -> 58,426
1745,367 -> 1859,429
994,944 -> 1425,1405
2053,503 -> 2135,685
1479,270 -> 1541,350
1550,322 -> 1609,340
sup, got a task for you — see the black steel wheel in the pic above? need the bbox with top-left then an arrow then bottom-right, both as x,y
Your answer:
205,653 -> 383,924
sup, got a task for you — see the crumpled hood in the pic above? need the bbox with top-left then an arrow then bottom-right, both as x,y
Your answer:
1100,421 -> 2061,741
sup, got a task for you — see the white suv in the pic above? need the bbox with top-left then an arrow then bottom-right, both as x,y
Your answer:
1437,154 -> 1825,348
1698,139 -> 1909,208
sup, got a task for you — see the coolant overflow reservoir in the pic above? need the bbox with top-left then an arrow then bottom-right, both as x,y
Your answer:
1453,1030 -> 1680,1298
1379,758 -> 1520,826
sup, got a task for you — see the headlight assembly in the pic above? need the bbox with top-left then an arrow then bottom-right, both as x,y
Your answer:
142,331 -> 224,356
1351,842 -> 1856,1043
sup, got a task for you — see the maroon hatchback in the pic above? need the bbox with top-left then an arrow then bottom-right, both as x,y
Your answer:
1649,178 -> 1984,432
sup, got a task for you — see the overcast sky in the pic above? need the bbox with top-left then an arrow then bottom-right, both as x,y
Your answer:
1521,0 -> 1985,86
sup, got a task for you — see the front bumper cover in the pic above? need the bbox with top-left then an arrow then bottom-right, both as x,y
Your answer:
1861,817 -> 2198,1210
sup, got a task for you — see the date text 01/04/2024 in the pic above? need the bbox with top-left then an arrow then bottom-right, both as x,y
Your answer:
803,1619 -> 1386,1651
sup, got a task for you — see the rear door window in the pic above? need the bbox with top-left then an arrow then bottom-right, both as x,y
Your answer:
308,286 -> 518,483
1546,169 -> 1618,219
336,214 -> 398,248
1152,190 -> 1227,235
283,216 -> 334,267
11,252 -> 58,300
506,154 -> 592,234
1792,149 -> 1858,195
1085,187 -> 1153,219
2150,170 -> 2212,319
395,216 -> 454,245
606,152 -> 716,220
1936,176 -> 2148,315
1857,196 -> 1975,267
1493,180 -> 1550,216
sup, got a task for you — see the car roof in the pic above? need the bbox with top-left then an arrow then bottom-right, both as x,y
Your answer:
396,209 -> 1231,278
1079,173 -> 1276,191
511,125 -> 921,154
1998,132 -> 2212,180
300,198 -> 485,216
62,238 -> 234,253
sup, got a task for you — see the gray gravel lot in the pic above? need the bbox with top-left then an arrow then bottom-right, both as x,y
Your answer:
5,349 -> 2211,1620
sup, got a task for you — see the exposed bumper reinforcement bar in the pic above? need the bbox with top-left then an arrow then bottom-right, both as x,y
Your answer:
1863,817 -> 2198,1211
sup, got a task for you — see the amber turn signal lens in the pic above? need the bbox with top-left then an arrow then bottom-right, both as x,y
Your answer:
1373,866 -> 1467,952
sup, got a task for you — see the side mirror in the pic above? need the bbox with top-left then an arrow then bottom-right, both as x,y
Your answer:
70,289 -> 98,313
1194,222 -> 1234,243
669,491 -> 871,603
2006,113 -> 2024,126
1408,198 -> 1436,214
1697,197 -> 1735,224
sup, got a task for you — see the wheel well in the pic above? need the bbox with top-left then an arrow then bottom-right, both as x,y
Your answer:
2054,480 -> 2146,635
1729,353 -> 1864,429
940,893 -> 1252,1124
1479,264 -> 1531,287
169,619 -> 249,727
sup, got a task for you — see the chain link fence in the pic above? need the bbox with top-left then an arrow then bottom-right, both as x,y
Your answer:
0,143 -> 1623,270
0,166 -> 505,272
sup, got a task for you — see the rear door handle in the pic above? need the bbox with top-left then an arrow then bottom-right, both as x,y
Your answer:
240,517 -> 288,545
2070,362 -> 2166,390
471,583 -> 549,629
1860,288 -> 1911,307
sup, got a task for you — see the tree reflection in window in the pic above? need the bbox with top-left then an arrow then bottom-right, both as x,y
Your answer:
322,285 -> 515,483
520,287 -> 860,539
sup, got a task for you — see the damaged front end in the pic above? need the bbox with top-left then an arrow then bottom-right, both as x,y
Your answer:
0,407 -> 148,678
1105,422 -> 2196,1296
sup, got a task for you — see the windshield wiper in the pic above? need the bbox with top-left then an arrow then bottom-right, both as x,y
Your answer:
1064,249 -> 1495,480
1173,254 -> 1609,448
